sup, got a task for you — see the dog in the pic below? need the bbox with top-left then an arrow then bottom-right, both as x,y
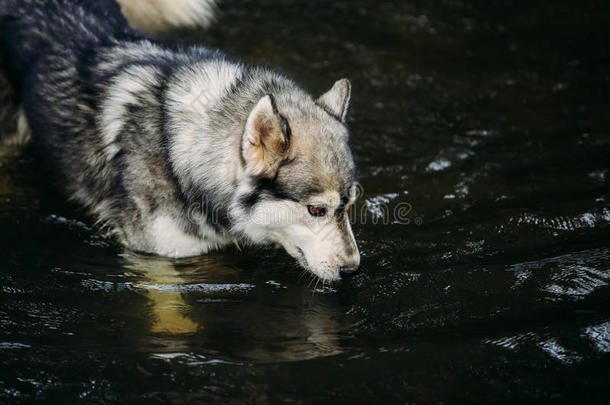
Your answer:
0,0 -> 360,281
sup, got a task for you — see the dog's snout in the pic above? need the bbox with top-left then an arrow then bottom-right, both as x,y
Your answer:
339,265 -> 359,278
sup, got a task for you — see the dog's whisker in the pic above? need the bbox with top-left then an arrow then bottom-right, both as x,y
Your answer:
308,274 -> 317,289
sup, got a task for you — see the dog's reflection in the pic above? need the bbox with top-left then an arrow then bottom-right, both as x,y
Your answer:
122,253 -> 346,361
122,253 -> 230,335
125,257 -> 200,335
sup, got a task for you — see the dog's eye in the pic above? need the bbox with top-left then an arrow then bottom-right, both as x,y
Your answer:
307,205 -> 326,217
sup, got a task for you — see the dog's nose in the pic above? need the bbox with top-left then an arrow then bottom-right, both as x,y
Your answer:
339,265 -> 359,278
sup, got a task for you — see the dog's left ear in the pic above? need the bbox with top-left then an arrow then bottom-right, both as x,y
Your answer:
316,78 -> 351,123
242,94 -> 291,177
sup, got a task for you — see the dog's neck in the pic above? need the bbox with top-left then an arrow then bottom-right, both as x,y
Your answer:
164,60 -> 248,230
163,60 -> 305,234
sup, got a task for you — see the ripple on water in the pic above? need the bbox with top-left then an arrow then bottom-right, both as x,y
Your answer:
364,193 -> 399,219
136,283 -> 254,293
501,208 -> 610,232
426,158 -> 452,172
543,265 -> 610,300
537,339 -> 582,364
583,322 -> 610,353
80,279 -> 134,292
0,342 -> 31,350
150,352 -> 244,366
483,332 -> 538,351
80,279 -> 254,294
588,169 -> 607,182
484,334 -> 583,364
46,214 -> 89,230
507,248 -> 610,300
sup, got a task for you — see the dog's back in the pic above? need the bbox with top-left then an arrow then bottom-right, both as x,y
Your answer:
0,0 -> 127,144
0,0 -> 216,144
0,0 -> 147,160
1,0 -> 133,77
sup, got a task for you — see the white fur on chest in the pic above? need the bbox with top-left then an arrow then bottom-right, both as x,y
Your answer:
146,214 -> 222,258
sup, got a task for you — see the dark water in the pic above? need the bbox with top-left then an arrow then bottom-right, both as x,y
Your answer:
2,0 -> 610,403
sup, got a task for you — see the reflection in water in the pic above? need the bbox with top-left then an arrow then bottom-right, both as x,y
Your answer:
0,145 -> 24,196
242,301 -> 345,362
120,253 -> 346,361
147,286 -> 199,335
123,254 -> 203,335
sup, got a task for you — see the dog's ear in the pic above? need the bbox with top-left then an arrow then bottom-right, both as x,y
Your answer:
242,94 -> 291,177
316,78 -> 351,123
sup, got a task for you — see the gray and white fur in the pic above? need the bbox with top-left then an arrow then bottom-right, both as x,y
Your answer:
0,0 -> 360,281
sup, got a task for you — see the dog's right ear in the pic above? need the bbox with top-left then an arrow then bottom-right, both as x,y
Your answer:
317,78 -> 351,123
242,94 -> 291,177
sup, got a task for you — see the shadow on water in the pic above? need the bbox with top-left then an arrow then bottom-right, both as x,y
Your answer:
2,0 -> 610,403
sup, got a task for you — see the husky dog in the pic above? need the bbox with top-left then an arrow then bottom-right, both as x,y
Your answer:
0,0 -> 360,281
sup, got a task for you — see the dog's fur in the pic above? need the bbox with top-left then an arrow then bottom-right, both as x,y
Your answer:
0,0 -> 360,281
116,0 -> 217,33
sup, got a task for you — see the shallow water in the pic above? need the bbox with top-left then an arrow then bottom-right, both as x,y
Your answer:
2,0 -> 610,403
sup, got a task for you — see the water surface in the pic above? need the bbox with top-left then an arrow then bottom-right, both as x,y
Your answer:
2,0 -> 610,403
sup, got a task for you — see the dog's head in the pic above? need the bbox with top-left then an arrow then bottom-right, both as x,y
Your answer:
231,79 -> 360,281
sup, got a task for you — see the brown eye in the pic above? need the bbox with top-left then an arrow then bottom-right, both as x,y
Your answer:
307,205 -> 327,217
